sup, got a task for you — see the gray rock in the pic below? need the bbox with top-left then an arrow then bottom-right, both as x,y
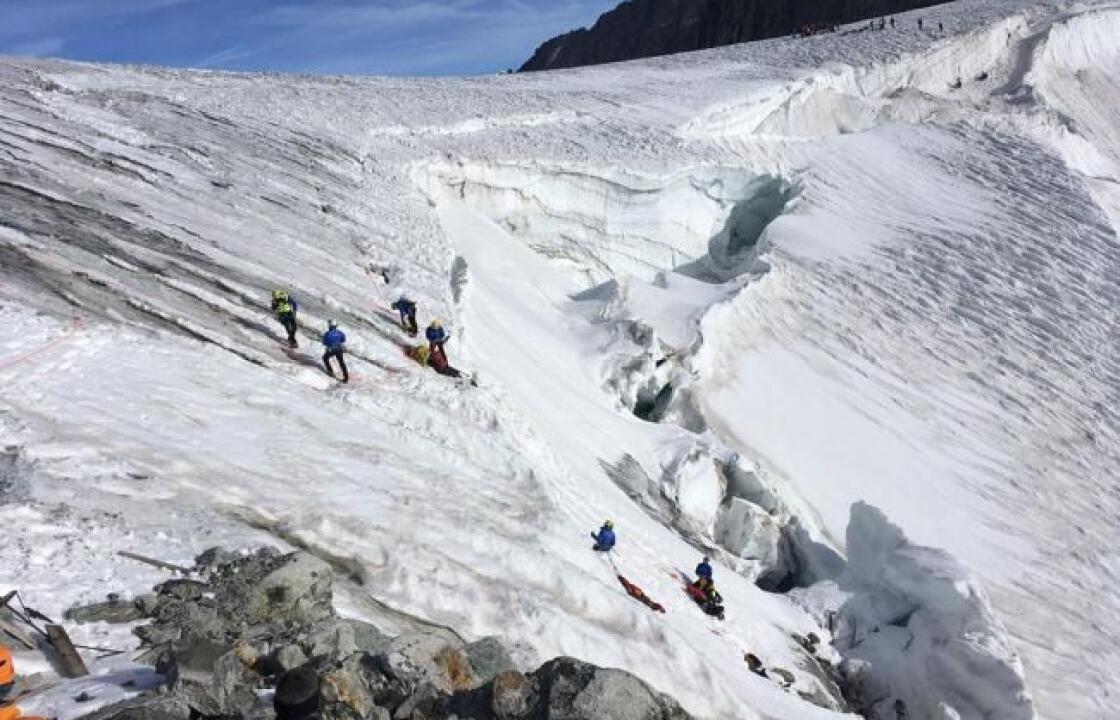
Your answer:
134,594 -> 161,616
160,640 -> 259,716
464,637 -> 515,685
345,618 -> 391,655
66,599 -> 145,624
489,671 -> 536,719
242,552 -> 334,627
771,667 -> 796,686
392,682 -> 442,720
133,622 -> 182,647
379,632 -> 476,694
151,601 -> 227,643
534,657 -> 690,720
571,669 -> 666,720
79,694 -> 190,720
246,693 -> 278,720
305,618 -> 359,662
195,546 -> 238,569
795,654 -> 848,712
156,579 -> 209,602
273,644 -> 310,674
320,653 -> 380,719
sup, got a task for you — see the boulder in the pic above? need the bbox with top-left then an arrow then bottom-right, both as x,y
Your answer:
195,546 -> 238,570
434,656 -> 693,719
149,600 -> 227,643
391,682 -> 442,720
133,623 -> 182,647
379,632 -> 477,694
316,651 -> 414,719
159,640 -> 259,716
345,618 -> 391,655
134,594 -> 160,616
241,552 -> 334,627
304,618 -> 359,662
79,695 -> 190,720
489,670 -> 536,718
155,579 -> 208,602
245,693 -> 278,720
270,644 -> 310,674
464,637 -> 516,685
532,657 -> 690,720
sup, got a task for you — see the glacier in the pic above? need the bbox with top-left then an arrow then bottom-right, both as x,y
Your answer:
1,0 -> 1118,718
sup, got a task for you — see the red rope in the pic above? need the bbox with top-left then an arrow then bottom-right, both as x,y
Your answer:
0,316 -> 83,371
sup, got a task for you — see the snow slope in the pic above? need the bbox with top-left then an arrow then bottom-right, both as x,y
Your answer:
1,0 -> 1118,717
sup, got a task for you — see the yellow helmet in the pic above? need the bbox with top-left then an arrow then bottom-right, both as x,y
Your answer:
604,519 -> 614,529
272,289 -> 287,300
430,320 -> 442,329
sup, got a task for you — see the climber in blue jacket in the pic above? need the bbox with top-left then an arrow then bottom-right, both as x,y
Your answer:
321,320 -> 348,383
391,295 -> 418,336
425,320 -> 449,369
592,520 -> 616,552
696,556 -> 713,581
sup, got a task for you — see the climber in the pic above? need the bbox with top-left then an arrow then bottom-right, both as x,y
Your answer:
695,556 -> 713,582
390,295 -> 418,336
425,320 -> 448,369
321,320 -> 349,383
687,561 -> 723,617
270,289 -> 300,347
697,583 -> 724,617
0,645 -> 13,701
692,574 -> 714,594
591,520 -> 616,552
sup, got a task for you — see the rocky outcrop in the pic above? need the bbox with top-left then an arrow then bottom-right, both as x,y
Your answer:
440,657 -> 691,720
72,547 -> 693,720
520,0 -> 952,72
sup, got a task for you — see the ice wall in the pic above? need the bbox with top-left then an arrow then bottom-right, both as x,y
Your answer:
831,503 -> 1035,720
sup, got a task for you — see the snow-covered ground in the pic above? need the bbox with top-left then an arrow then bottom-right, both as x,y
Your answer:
1,0 -> 1118,718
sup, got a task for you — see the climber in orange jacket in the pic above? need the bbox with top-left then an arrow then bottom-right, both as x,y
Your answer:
0,645 -> 14,701
0,645 -> 46,720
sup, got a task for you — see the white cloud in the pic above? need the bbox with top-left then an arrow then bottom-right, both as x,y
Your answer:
197,44 -> 258,68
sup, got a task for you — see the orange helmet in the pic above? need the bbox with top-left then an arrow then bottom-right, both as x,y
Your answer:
0,644 -> 14,685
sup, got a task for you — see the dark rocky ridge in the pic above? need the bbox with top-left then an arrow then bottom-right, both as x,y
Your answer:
520,0 -> 952,72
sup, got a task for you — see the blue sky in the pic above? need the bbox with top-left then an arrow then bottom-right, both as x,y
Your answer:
0,0 -> 617,76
